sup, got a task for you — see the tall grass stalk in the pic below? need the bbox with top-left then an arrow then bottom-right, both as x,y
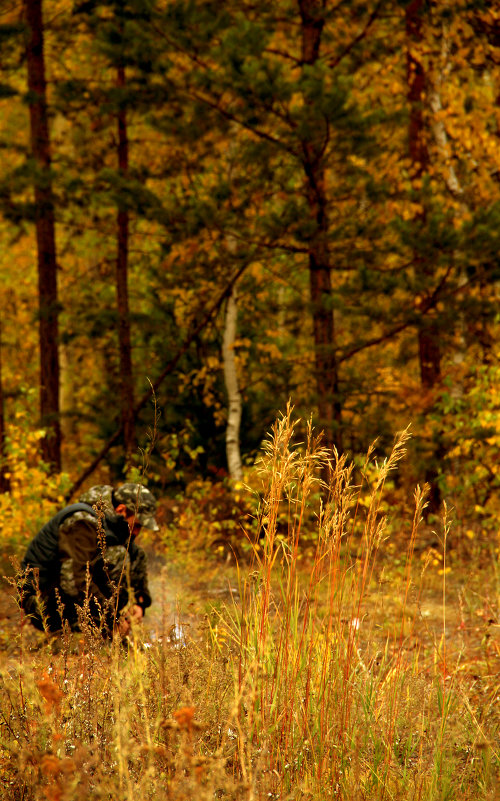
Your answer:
220,409 -> 498,799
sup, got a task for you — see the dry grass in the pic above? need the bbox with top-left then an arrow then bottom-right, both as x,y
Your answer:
0,408 -> 499,799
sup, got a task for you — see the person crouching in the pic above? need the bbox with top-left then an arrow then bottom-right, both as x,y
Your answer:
20,483 -> 158,637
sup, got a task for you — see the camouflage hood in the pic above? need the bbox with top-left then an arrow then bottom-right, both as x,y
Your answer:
79,483 -> 159,531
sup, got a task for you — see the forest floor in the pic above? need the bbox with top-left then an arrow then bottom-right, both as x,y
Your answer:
0,538 -> 499,800
0,541 -> 498,687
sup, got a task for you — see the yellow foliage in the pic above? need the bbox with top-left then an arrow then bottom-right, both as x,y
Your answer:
0,424 -> 72,554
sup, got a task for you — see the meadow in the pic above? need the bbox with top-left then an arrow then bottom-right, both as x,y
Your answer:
0,412 -> 498,800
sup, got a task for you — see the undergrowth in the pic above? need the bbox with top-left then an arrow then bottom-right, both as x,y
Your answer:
0,409 -> 498,799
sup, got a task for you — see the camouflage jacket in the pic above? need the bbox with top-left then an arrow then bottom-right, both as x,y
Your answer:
22,496 -> 152,614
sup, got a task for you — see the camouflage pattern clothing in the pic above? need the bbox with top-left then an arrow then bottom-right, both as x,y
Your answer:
79,483 -> 159,531
21,483 -> 157,634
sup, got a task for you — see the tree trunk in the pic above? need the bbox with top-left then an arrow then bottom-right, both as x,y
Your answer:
223,285 -> 243,481
25,0 -> 61,471
298,0 -> 342,453
116,62 -> 136,458
0,323 -> 10,494
428,35 -> 467,385
407,0 -> 442,511
407,0 -> 441,386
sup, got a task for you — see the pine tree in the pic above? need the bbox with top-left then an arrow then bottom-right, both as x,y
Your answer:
148,0 -> 391,452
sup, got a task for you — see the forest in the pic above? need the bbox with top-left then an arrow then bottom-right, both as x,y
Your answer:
0,0 -> 498,524
0,1 -> 499,799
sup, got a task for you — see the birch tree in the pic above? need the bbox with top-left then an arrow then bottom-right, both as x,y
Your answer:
222,285 -> 242,481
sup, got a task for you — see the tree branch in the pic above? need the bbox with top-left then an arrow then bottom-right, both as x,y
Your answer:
327,0 -> 384,69
66,260 -> 250,499
338,264 -> 467,365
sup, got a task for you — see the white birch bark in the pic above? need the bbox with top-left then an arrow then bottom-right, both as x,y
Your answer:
222,131 -> 243,481
223,285 -> 243,481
